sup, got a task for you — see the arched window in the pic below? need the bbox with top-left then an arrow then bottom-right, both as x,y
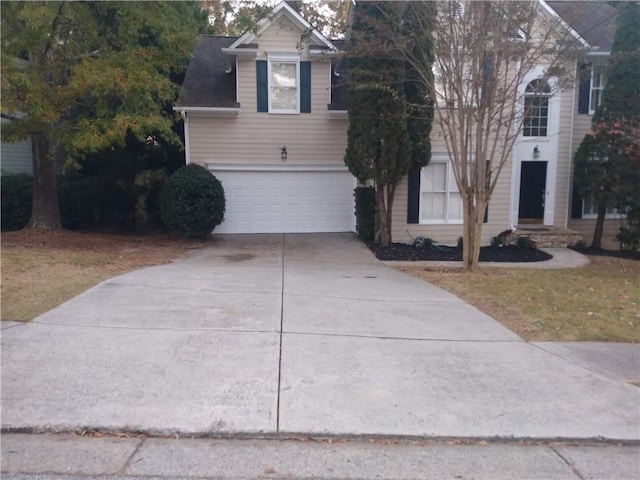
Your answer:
523,79 -> 551,137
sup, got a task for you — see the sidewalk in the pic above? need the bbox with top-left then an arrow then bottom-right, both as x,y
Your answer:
2,433 -> 639,480
384,247 -> 591,269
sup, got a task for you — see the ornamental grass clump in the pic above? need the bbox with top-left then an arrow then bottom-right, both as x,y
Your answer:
160,164 -> 225,239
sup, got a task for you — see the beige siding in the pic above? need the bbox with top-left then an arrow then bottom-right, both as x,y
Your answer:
568,217 -> 624,250
552,84 -> 576,228
256,16 -> 311,59
188,18 -> 347,168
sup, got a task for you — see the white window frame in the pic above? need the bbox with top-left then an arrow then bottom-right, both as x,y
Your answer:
523,79 -> 551,138
267,53 -> 300,114
419,156 -> 463,225
589,65 -> 606,115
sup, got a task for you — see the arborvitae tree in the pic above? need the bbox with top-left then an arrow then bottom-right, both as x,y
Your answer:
1,2 -> 208,229
344,1 -> 434,246
574,2 -> 640,248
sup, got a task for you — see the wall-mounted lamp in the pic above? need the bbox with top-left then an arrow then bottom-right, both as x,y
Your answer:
281,146 -> 288,160
533,145 -> 540,159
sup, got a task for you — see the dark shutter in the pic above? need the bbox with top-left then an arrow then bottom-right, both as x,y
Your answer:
407,167 -> 421,224
256,60 -> 268,112
483,205 -> 489,223
578,63 -> 591,114
571,181 -> 583,219
300,61 -> 311,113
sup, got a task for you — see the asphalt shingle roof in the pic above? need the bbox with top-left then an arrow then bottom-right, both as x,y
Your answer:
546,1 -> 618,52
176,36 -> 239,108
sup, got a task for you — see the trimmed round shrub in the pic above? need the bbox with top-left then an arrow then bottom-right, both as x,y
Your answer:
160,164 -> 225,239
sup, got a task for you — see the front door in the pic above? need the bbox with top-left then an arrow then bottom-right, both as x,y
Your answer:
518,161 -> 547,223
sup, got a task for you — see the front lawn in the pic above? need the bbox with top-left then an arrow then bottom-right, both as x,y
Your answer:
1,229 -> 201,321
397,255 -> 640,342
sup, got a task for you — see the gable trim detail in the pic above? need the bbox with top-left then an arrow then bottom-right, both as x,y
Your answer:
227,1 -> 338,53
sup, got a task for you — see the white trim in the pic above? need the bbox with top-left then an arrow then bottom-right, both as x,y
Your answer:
235,57 -> 240,103
511,67 -> 561,226
419,153 -> 464,225
227,1 -> 337,52
181,112 -> 191,165
206,163 -> 350,173
221,47 -> 258,58
174,107 -> 240,117
588,64 -> 606,115
267,57 -> 300,114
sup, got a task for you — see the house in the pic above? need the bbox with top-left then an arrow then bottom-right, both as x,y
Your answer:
176,0 -> 622,248
1,114 -> 33,175
175,1 -> 351,234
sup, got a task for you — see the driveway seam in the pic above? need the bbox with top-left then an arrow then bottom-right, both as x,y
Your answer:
281,330 -> 523,343
548,444 -> 586,480
276,234 -> 286,433
28,322 -> 278,335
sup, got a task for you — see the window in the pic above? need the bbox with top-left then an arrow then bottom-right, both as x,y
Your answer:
420,160 -> 463,223
269,60 -> 299,113
589,65 -> 606,114
523,79 -> 551,137
256,59 -> 311,114
582,197 -> 618,219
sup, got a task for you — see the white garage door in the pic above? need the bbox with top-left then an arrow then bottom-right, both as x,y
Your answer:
209,165 -> 355,234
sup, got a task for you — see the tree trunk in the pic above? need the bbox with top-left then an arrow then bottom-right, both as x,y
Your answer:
28,131 -> 62,230
376,183 -> 390,246
462,196 -> 486,272
591,203 -> 607,249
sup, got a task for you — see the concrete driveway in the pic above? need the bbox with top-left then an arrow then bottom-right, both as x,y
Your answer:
1,234 -> 638,440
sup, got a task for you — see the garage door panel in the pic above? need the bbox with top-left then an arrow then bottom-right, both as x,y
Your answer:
211,169 -> 355,234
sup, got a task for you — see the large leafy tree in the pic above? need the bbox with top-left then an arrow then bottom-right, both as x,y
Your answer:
574,2 -> 640,248
1,1 -> 208,229
344,1 -> 434,246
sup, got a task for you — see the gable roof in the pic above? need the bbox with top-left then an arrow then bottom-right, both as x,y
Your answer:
546,1 -> 618,53
226,1 -> 338,53
176,36 -> 239,109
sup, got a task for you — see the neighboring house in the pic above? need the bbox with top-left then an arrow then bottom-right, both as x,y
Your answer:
176,0 -> 622,247
1,115 -> 33,175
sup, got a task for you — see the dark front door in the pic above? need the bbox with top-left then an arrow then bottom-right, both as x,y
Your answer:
518,161 -> 547,223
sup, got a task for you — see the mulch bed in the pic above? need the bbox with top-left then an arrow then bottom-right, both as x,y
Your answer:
370,243 -> 553,262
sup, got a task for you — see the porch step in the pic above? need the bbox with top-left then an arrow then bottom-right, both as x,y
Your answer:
505,227 -> 584,248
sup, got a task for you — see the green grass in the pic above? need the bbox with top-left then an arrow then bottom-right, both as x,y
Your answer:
398,255 -> 640,342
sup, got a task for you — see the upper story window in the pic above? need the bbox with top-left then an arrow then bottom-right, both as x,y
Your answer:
269,60 -> 299,113
589,65 -> 606,114
257,57 -> 311,114
523,79 -> 551,137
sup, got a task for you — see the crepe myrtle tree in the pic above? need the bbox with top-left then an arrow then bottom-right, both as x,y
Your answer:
1,1 -> 208,230
350,1 -> 585,271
